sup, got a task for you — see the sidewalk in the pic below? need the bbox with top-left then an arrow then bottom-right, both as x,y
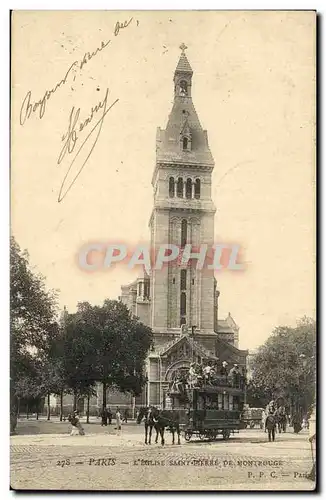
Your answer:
18,416 -> 138,424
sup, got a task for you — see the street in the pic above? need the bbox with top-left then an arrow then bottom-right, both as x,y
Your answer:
10,420 -> 316,491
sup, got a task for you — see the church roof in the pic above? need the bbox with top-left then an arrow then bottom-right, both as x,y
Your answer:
175,52 -> 193,74
156,49 -> 214,167
217,314 -> 239,334
156,105 -> 214,166
158,334 -> 218,360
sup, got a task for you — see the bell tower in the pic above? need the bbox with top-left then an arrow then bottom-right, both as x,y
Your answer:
150,44 -> 217,335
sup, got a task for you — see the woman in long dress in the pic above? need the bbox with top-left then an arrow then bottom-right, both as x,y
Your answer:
115,408 -> 122,431
69,410 -> 85,436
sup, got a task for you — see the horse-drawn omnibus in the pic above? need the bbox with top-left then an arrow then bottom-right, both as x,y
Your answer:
168,373 -> 246,442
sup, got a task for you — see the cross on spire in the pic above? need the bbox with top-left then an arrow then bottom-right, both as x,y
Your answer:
179,43 -> 188,54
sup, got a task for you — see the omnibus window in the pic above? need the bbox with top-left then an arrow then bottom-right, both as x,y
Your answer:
223,394 -> 229,410
217,393 -> 223,410
229,394 -> 233,410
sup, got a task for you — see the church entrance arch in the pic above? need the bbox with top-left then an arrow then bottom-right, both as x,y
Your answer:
163,360 -> 191,409
165,360 -> 191,383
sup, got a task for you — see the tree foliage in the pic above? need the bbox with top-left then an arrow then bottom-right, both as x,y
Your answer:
10,237 -> 58,373
248,317 -> 316,413
10,237 -> 153,424
63,300 -> 153,406
10,236 -> 59,430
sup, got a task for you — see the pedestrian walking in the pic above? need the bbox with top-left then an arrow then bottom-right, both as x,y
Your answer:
265,409 -> 276,442
122,408 -> 128,423
115,407 -> 122,431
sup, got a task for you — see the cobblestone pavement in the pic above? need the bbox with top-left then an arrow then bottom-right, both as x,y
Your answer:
10,424 -> 316,491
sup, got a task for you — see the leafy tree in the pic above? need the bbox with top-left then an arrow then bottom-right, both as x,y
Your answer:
74,300 -> 153,408
248,317 -> 316,415
61,312 -> 97,410
10,237 -> 58,432
14,357 -> 45,419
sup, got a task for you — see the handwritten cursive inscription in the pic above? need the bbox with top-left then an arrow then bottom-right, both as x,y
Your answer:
20,18 -> 134,126
79,39 -> 111,71
114,17 -> 133,37
19,61 -> 78,125
57,88 -> 119,203
19,17 -> 136,202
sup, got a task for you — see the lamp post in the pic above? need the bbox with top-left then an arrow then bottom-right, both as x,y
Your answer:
191,325 -> 197,364
298,353 -> 309,420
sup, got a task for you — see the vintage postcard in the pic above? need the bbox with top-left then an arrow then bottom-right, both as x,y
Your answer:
10,10 -> 316,491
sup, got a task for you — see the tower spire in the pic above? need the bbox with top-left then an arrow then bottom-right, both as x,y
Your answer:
179,42 -> 188,54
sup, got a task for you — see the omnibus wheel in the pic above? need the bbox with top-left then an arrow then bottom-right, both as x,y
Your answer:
222,430 -> 230,440
184,431 -> 192,442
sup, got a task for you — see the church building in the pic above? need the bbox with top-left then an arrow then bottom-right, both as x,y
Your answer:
120,45 -> 248,408
50,45 -> 248,416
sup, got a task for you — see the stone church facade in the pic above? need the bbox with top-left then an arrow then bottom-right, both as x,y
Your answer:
120,46 -> 248,409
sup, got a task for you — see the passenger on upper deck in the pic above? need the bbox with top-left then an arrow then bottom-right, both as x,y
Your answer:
203,362 -> 212,382
188,363 -> 197,388
220,361 -> 228,377
228,364 -> 241,387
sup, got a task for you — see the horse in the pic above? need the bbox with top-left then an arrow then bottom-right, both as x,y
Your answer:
136,407 -> 159,445
265,414 -> 277,442
137,406 -> 181,446
151,407 -> 181,446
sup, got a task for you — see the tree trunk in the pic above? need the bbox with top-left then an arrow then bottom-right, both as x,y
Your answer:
10,393 -> 18,435
17,398 -> 20,418
102,382 -> 107,408
47,393 -> 51,420
86,393 -> 90,423
36,404 -> 39,420
59,391 -> 63,422
73,392 -> 77,411
26,403 -> 29,420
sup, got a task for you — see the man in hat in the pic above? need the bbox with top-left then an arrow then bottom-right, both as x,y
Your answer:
203,361 -> 213,385
188,363 -> 197,388
228,364 -> 241,387
220,361 -> 228,377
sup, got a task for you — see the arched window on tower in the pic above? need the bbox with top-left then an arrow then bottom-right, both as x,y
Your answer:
180,269 -> 187,291
169,177 -> 175,198
181,219 -> 187,247
195,178 -> 201,199
179,80 -> 188,96
186,178 -> 192,198
180,292 -> 187,316
177,177 -> 184,198
183,137 -> 188,151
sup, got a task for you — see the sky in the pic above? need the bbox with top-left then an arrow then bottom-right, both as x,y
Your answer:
11,10 -> 316,350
